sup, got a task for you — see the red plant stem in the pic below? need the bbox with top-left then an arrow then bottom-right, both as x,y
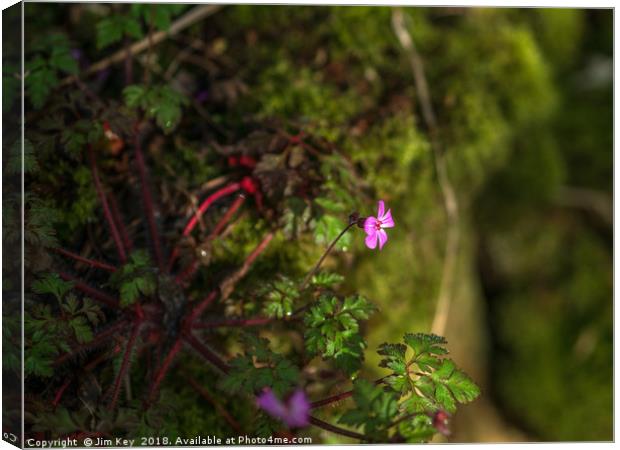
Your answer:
219,231 -> 274,301
133,127 -> 164,272
300,222 -> 355,290
53,248 -> 117,272
58,272 -> 119,308
183,182 -> 241,237
310,376 -> 389,409
54,319 -> 128,366
192,316 -> 277,329
185,376 -> 243,434
175,194 -> 246,284
186,290 -> 219,326
53,345 -> 122,408
175,260 -> 199,285
52,379 -> 72,408
309,416 -> 368,441
167,182 -> 241,271
88,144 -> 127,263
182,332 -> 230,374
107,192 -> 133,253
209,194 -> 246,238
108,319 -> 142,410
148,337 -> 184,401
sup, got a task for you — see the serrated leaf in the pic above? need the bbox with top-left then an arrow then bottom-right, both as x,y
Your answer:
310,271 -> 344,288
434,383 -> 456,413
32,273 -> 73,301
49,47 -> 78,74
445,369 -> 480,404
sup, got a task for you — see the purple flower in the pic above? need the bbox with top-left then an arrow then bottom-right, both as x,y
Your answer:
363,200 -> 395,250
256,388 -> 310,428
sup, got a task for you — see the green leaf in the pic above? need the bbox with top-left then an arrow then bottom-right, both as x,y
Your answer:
219,334 -> 299,397
96,16 -> 124,49
304,294 -> 375,375
313,214 -> 351,250
339,379 -> 398,438
49,47 -> 78,74
26,65 -> 58,109
310,271 -> 345,288
404,333 -> 448,357
398,414 -> 436,443
123,84 -> 187,133
109,250 -> 157,307
32,273 -> 73,301
69,317 -> 93,344
7,139 -> 38,174
444,367 -> 481,404
435,383 -> 456,413
123,84 -> 146,108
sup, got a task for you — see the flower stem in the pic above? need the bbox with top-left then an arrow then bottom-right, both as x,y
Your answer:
310,376 -> 389,409
300,222 -> 355,290
309,416 -> 368,441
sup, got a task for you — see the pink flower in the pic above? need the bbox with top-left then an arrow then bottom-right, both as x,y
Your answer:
363,200 -> 394,250
256,388 -> 310,428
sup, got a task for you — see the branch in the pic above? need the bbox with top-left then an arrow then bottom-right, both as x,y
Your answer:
88,145 -> 127,263
182,332 -> 230,374
309,416 -> 368,441
60,5 -> 224,87
53,247 -> 117,272
59,271 -> 119,308
133,124 -> 165,271
54,319 -> 128,366
300,222 -> 355,290
218,231 -> 274,301
108,319 -> 142,410
168,182 -> 242,271
391,9 -> 460,337
185,375 -> 243,434
147,337 -> 184,402
107,192 -> 133,254
192,316 -> 294,329
175,193 -> 246,285
310,376 -> 388,409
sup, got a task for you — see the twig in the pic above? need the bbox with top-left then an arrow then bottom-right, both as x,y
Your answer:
391,9 -> 460,337
185,375 -> 243,434
88,145 -> 127,263
192,316 -> 293,329
60,5 -> 224,87
182,332 -> 230,374
107,192 -> 133,254
134,123 -> 165,271
309,416 -> 368,441
59,271 -> 119,308
218,231 -> 274,301
176,194 -> 246,285
300,222 -> 355,290
310,376 -> 388,409
168,182 -> 241,271
148,337 -> 184,402
53,248 -> 117,272
54,319 -> 128,366
109,319 -> 142,410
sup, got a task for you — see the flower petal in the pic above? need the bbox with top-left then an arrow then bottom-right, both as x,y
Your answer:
286,390 -> 310,428
377,200 -> 385,219
380,209 -> 394,228
377,229 -> 388,250
365,231 -> 378,249
257,389 -> 287,420
364,216 -> 378,235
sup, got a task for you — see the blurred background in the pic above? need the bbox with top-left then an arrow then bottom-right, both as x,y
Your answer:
14,4 -> 613,443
